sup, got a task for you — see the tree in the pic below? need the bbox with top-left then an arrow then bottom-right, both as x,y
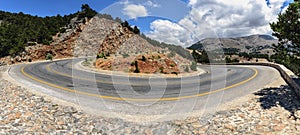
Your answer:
190,62 -> 197,71
141,55 -> 147,61
121,21 -> 130,28
192,50 -> 200,62
270,1 -> 300,55
115,17 -> 123,23
134,61 -> 140,73
270,1 -> 300,76
133,26 -> 140,34
78,4 -> 97,19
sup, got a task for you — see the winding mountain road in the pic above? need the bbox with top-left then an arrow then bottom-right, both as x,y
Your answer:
7,59 -> 283,120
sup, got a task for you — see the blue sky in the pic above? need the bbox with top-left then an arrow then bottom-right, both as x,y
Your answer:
265,0 -> 294,12
0,0 -> 118,17
0,0 -> 294,46
0,0 -> 188,17
0,0 -> 189,32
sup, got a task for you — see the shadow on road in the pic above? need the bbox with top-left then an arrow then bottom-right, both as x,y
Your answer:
254,85 -> 300,118
293,78 -> 300,85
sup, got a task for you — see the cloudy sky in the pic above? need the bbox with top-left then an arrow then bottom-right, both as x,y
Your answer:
102,0 -> 294,47
0,0 -> 295,47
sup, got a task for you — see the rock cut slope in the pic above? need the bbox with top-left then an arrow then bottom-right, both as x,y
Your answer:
74,16 -> 162,57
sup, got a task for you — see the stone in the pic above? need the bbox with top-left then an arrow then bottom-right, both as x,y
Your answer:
296,126 -> 300,131
144,128 -> 153,135
295,110 -> 300,119
224,124 -> 236,131
273,123 -> 285,131
15,111 -> 22,119
15,56 -> 22,62
63,106 -> 77,114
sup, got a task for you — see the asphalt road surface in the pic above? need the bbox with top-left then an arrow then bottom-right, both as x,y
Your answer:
8,59 -> 282,121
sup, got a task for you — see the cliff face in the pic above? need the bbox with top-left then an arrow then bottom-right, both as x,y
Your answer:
99,25 -> 162,56
74,17 -> 120,57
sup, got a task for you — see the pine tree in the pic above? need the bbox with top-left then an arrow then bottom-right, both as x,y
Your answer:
270,1 -> 300,55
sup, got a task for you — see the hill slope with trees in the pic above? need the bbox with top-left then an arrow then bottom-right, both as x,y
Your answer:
0,4 -> 97,57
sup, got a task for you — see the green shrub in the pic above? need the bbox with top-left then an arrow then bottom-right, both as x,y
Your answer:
97,53 -> 105,59
122,53 -> 130,58
156,55 -> 161,59
168,51 -> 176,58
170,63 -> 175,67
225,56 -> 240,63
190,62 -> 197,71
59,28 -> 66,33
184,66 -> 190,72
141,55 -> 147,61
131,61 -> 135,66
46,53 -> 53,60
159,67 -> 164,73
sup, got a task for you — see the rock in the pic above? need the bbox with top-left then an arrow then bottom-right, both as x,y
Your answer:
15,111 -> 22,119
296,126 -> 300,131
295,110 -> 300,119
273,123 -> 285,131
144,128 -> 153,135
63,106 -> 77,114
15,55 -> 22,62
224,124 -> 236,131
53,110 -> 65,117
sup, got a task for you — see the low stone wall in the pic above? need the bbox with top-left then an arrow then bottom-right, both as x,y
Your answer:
225,63 -> 300,99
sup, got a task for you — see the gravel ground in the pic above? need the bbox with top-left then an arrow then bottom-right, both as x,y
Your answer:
1,65 -> 300,134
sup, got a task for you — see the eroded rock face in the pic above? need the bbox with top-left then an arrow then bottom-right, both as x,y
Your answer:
99,26 -> 134,55
25,43 -> 73,61
74,17 -> 120,57
116,35 -> 161,55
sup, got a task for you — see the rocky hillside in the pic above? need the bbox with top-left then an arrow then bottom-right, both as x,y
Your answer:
74,16 -> 120,57
189,35 -> 278,54
83,17 -> 191,74
0,14 -> 193,74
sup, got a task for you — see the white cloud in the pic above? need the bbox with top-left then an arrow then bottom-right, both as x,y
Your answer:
145,1 -> 160,8
147,0 -> 287,46
146,20 -> 193,46
123,4 -> 148,19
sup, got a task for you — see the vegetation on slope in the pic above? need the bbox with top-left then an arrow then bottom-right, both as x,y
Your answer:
0,4 -> 97,57
140,34 -> 193,60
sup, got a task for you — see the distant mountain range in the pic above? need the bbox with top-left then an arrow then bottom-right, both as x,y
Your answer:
188,34 -> 278,54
